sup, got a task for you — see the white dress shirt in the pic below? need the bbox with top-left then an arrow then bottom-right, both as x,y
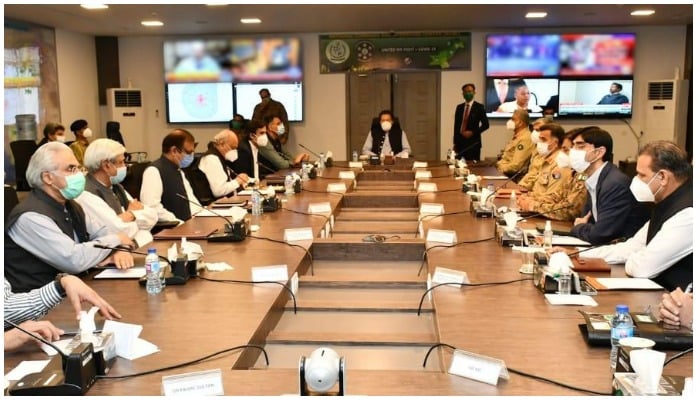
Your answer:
361,130 -> 411,158
198,153 -> 241,197
141,166 -> 203,221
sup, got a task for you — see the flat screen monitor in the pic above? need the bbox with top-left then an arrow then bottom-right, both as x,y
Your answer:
165,82 -> 234,124
558,79 -> 633,118
486,34 -> 560,77
559,33 -> 635,76
234,82 -> 303,122
485,78 -> 559,118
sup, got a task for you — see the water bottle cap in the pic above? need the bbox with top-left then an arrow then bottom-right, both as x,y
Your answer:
616,304 -> 629,312
147,247 -> 156,253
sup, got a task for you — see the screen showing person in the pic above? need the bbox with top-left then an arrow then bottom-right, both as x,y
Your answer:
166,82 -> 234,123
559,33 -> 635,76
558,79 -> 633,117
164,40 -> 227,82
228,38 -> 302,82
486,78 -> 559,118
486,34 -> 560,77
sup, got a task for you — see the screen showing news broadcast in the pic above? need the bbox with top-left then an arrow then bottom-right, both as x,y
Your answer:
486,34 -> 560,77
559,33 -> 635,76
558,79 -> 633,117
485,78 -> 559,118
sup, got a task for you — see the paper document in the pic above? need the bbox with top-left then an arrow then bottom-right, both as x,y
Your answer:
545,294 -> 598,306
551,235 -> 591,246
4,360 -> 51,382
94,267 -> 146,279
103,320 -> 159,360
482,175 -> 509,180
591,278 -> 663,290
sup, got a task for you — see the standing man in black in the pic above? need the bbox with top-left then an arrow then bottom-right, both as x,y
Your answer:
453,83 -> 490,161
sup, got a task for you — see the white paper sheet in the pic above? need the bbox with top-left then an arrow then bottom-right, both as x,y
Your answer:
545,294 -> 598,306
94,267 -> 146,279
594,278 -> 664,290
551,235 -> 591,246
4,360 -> 51,381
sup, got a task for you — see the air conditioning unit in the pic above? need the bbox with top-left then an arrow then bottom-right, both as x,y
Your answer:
106,88 -> 145,152
643,79 -> 689,149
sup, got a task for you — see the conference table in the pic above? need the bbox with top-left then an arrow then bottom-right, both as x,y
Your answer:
3,161 -> 692,396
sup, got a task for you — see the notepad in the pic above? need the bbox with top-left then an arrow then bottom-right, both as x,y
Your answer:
95,267 -> 146,279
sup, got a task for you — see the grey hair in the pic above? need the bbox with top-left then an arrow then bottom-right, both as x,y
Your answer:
213,129 -> 236,145
26,142 -> 72,189
83,138 -> 126,172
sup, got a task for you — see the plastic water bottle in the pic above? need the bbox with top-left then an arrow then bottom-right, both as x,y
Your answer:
145,248 -> 162,295
610,304 -> 634,373
558,263 -> 571,295
352,150 -> 358,162
509,190 -> 518,212
543,220 -> 553,249
284,175 -> 295,195
251,189 -> 263,229
318,154 -> 325,171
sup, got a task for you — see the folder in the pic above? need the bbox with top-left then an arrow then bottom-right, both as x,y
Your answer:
584,276 -> 664,291
571,257 -> 610,272
153,225 -> 217,240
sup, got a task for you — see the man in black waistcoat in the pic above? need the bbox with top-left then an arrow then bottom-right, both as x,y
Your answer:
565,140 -> 692,291
140,129 -> 202,222
5,142 -> 135,293
361,110 -> 411,158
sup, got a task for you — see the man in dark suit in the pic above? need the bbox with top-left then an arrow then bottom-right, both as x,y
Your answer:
453,83 -> 490,161
567,127 -> 650,245
230,120 -> 278,181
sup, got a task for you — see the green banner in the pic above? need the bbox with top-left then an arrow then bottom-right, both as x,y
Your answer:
319,32 -> 471,73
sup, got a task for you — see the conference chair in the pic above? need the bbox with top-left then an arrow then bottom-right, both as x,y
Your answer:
121,161 -> 150,199
106,121 -> 147,163
9,140 -> 38,191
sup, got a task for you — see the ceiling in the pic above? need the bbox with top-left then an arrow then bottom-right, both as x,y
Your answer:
3,3 -> 693,37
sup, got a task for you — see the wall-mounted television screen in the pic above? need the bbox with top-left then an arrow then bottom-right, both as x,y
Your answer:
558,79 -> 633,118
559,34 -> 635,76
486,34 -> 560,77
485,78 -> 559,118
165,82 -> 234,124
234,82 -> 303,122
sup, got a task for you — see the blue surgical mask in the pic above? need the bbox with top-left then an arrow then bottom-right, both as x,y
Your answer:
110,166 -> 127,184
179,152 -> 194,168
54,172 -> 86,200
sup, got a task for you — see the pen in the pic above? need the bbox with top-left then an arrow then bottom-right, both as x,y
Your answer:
684,282 -> 692,293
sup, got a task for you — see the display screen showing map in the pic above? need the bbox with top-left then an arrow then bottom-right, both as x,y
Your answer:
165,82 -> 234,123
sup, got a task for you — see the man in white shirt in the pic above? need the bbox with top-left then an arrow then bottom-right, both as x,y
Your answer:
141,129 -> 203,222
361,110 -> 411,158
77,138 -> 157,247
496,84 -> 542,113
198,129 -> 250,198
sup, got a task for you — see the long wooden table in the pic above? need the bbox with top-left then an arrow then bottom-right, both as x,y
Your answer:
3,162 -> 692,396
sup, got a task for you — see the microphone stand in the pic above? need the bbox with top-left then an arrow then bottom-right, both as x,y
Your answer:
177,194 -> 248,243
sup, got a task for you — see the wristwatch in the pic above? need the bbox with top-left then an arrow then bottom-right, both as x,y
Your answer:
54,273 -> 69,297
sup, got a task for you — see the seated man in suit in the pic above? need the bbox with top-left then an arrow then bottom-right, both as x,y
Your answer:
5,142 -> 135,293
76,138 -> 157,247
568,127 -> 650,245
141,129 -> 203,222
361,110 -> 411,158
258,115 -> 309,170
230,120 -> 278,181
558,141 -> 691,291
453,83 -> 490,161
198,129 -> 250,199
37,122 -> 66,146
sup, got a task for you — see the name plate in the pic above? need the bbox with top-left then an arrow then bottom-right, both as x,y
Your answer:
290,272 -> 299,296
417,182 -> 438,192
284,227 -> 314,242
426,229 -> 457,244
432,266 -> 468,288
251,264 -> 289,282
413,161 -> 428,169
327,183 -> 347,193
308,202 -> 332,214
162,369 -> 224,396
448,349 -> 510,386
348,161 -> 364,169
419,203 -> 444,217
338,171 -> 356,180
418,221 -> 424,238
415,170 -> 432,179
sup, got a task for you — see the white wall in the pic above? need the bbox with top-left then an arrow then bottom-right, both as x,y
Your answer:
56,25 -> 687,162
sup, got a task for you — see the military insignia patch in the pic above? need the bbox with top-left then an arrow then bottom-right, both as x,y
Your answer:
552,172 -> 561,180
517,144 -> 524,150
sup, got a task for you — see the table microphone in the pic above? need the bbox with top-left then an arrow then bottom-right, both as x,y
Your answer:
176,193 -> 247,242
5,319 -> 97,395
299,143 -> 332,167
298,143 -> 322,159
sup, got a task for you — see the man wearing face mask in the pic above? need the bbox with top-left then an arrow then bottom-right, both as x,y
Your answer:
519,116 -> 555,190
258,115 -> 310,169
559,141 -> 691,291
37,122 -> 66,146
252,88 -> 290,145
453,83 -> 490,161
141,129 -> 203,222
197,129 -> 250,199
76,139 -> 157,248
5,142 -> 136,293
230,120 -> 278,181
362,110 -> 411,158
68,119 -> 92,166
567,127 -> 650,244
229,113 -> 247,140
495,109 -> 533,177
516,123 -> 571,209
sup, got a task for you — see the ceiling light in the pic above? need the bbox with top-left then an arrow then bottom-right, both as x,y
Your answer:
526,12 -> 548,18
141,20 -> 164,27
80,4 -> 108,10
631,9 -> 655,16
240,18 -> 262,24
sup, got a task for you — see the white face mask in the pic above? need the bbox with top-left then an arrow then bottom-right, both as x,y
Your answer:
380,121 -> 393,131
506,120 -> 516,131
55,135 -> 66,143
225,149 -> 238,162
530,130 -> 540,143
82,128 -> 93,138
555,151 -> 571,168
536,141 -> 551,157
256,134 -> 269,147
629,173 -> 660,203
277,125 -> 285,135
569,148 -> 591,173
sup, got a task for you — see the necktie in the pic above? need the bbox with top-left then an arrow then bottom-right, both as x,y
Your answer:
498,82 -> 507,103
460,103 -> 470,133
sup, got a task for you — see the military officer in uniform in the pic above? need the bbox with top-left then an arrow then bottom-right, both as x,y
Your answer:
495,109 -> 533,178
519,116 -> 554,190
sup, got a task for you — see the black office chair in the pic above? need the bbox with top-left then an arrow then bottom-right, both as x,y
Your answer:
5,184 -> 20,219
121,161 -> 150,199
9,140 -> 38,191
106,121 -> 147,163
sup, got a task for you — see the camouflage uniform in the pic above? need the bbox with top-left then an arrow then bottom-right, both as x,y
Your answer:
496,128 -> 534,176
532,166 -> 588,221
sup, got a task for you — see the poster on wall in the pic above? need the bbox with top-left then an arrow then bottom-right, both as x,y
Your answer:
319,32 -> 471,73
